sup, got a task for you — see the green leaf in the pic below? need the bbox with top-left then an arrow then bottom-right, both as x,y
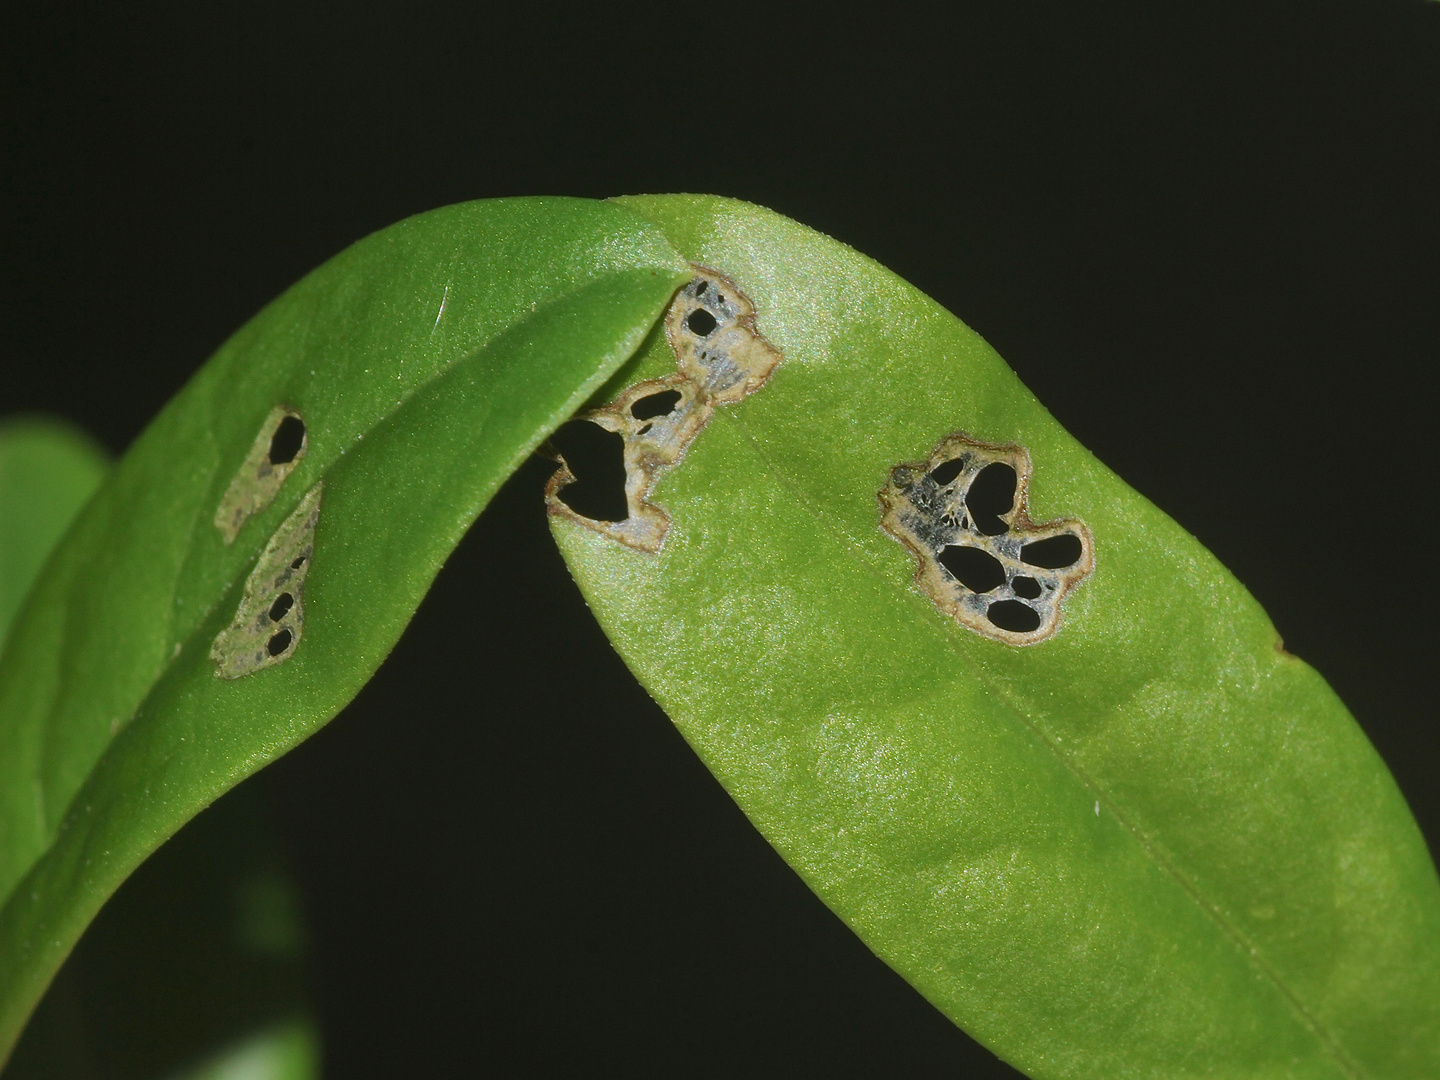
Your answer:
550,195 -> 1440,1078
0,419 -> 110,650
0,196 -> 689,1063
163,1020 -> 318,1080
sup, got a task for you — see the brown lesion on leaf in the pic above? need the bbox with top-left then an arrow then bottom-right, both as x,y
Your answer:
214,405 -> 308,544
211,482 -> 321,678
544,267 -> 781,552
879,433 -> 1093,645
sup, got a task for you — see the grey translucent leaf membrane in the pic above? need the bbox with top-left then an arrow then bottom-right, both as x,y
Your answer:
880,433 -> 1093,645
544,268 -> 781,551
210,483 -> 321,678
213,406 -> 309,544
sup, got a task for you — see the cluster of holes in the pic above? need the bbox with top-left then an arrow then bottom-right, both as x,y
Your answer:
880,436 -> 1093,644
211,483 -> 321,678
545,268 -> 781,551
929,464 -> 1085,635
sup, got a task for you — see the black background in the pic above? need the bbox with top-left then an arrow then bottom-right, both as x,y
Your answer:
4,2 -> 1439,1076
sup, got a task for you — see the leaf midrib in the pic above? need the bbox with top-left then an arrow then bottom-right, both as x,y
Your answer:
712,406 -> 1365,1080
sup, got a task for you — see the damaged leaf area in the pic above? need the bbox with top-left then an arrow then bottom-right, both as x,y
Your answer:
0,196 -> 691,1068
552,195 -> 1440,1078
880,433 -> 1093,645
544,268 -> 781,551
211,483 -> 321,678
213,406 -> 308,544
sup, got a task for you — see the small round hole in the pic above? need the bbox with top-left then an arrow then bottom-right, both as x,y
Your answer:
988,600 -> 1041,633
685,308 -> 718,337
928,458 -> 965,486
266,628 -> 294,656
268,415 -> 306,465
268,592 -> 295,622
1011,576 -> 1042,600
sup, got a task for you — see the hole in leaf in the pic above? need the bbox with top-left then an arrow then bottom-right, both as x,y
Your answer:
1021,533 -> 1083,569
549,421 -> 628,523
544,266 -> 782,554
937,545 -> 1007,593
881,433 -> 1094,645
928,457 -> 965,486
988,600 -> 1041,633
630,390 -> 683,421
1011,576 -> 1042,600
686,308 -> 718,336
268,416 -> 306,465
214,407 -> 309,544
211,483 -> 320,679
966,463 -> 1016,536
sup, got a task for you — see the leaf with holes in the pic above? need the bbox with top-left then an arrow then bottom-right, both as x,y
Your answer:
0,196 -> 690,1064
548,196 -> 1440,1079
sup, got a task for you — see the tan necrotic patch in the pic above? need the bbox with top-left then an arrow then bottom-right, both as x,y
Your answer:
215,406 -> 308,544
879,434 -> 1093,645
545,267 -> 781,552
211,482 -> 322,678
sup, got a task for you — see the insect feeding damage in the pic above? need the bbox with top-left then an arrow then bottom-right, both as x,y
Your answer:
544,268 -> 782,551
880,434 -> 1093,645
214,406 -> 309,544
211,482 -> 322,679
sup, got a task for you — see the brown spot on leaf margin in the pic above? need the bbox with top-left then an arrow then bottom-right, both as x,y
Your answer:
545,266 -> 782,552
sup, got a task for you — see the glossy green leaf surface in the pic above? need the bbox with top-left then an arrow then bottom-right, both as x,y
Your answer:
0,196 -> 689,1062
552,196 -> 1440,1079
0,419 -> 110,650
